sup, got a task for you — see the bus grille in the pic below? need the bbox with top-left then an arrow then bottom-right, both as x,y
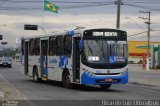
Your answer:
95,73 -> 120,75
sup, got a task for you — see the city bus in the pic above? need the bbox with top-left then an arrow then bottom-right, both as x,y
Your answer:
21,28 -> 128,89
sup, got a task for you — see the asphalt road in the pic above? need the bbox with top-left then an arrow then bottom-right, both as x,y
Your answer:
0,62 -> 160,106
129,64 -> 160,87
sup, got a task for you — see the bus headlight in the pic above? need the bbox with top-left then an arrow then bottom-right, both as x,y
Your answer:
88,71 -> 95,76
120,68 -> 128,75
81,68 -> 95,76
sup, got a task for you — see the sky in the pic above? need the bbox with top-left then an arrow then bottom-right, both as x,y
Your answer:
0,0 -> 160,48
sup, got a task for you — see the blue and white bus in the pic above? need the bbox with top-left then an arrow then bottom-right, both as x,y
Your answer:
21,28 -> 128,89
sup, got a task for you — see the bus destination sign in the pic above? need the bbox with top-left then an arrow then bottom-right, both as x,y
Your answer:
83,29 -> 127,40
93,32 -> 117,37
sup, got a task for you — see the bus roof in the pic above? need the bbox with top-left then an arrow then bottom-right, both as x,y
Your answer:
22,28 -> 126,40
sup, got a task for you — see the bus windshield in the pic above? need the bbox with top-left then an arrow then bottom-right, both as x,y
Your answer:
82,40 -> 127,64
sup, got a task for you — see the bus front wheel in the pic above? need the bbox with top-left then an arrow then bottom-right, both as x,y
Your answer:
99,84 -> 111,89
63,71 -> 73,88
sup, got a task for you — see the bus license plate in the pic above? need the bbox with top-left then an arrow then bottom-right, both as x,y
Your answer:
105,78 -> 113,82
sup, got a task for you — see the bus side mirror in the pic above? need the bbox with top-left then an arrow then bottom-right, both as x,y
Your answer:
79,39 -> 84,49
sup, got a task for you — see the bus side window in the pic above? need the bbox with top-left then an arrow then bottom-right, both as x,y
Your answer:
21,39 -> 24,55
29,39 -> 35,56
64,36 -> 72,57
49,37 -> 56,56
34,38 -> 40,55
42,41 -> 48,55
56,36 -> 63,56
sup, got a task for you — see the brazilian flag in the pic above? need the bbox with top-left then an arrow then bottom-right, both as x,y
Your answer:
44,0 -> 59,13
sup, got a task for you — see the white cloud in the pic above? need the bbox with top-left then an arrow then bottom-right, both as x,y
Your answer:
0,12 -> 160,47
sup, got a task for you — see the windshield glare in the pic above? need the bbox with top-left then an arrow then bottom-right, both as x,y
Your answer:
82,40 -> 127,63
109,41 -> 127,57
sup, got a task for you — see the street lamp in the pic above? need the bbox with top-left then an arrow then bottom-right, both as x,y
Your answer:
125,17 -> 145,31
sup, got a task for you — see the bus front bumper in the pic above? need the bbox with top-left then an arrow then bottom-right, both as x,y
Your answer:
81,71 -> 128,85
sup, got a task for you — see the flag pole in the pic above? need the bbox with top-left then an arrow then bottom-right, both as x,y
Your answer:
43,0 -> 45,34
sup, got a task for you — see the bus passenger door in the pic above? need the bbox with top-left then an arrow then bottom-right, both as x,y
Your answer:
24,41 -> 29,75
73,37 -> 80,82
40,39 -> 48,81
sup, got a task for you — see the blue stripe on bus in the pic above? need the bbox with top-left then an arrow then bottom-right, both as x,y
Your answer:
81,71 -> 128,85
43,56 -> 47,77
66,30 -> 74,36
59,55 -> 68,68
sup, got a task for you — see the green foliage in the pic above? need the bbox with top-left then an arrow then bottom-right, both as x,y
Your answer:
156,65 -> 160,69
0,48 -> 17,57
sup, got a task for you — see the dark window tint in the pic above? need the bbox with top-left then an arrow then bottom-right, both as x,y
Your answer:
21,39 -> 24,55
42,40 -> 48,55
35,38 -> 40,55
64,36 -> 72,57
49,37 -> 56,56
56,36 -> 63,55
29,39 -> 35,55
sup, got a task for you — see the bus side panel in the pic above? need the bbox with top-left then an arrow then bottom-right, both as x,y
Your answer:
34,56 -> 41,78
28,56 -> 34,76
47,56 -> 60,81
28,56 -> 40,77
47,56 -> 72,82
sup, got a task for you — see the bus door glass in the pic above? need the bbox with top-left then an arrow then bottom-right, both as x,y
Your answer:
40,39 -> 48,80
73,37 -> 81,82
24,41 -> 29,75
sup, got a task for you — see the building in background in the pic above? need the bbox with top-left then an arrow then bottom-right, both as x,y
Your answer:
15,37 -> 22,62
128,41 -> 160,64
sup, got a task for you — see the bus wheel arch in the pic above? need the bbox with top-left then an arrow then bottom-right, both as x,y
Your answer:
33,66 -> 41,83
62,68 -> 73,88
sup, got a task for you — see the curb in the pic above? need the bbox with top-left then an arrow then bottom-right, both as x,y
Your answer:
0,91 -> 4,100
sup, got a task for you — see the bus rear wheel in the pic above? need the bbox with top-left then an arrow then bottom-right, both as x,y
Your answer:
33,67 -> 41,83
99,84 -> 111,89
63,71 -> 73,88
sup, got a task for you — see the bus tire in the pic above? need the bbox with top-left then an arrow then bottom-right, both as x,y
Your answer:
63,71 -> 73,88
99,84 -> 111,89
33,67 -> 41,83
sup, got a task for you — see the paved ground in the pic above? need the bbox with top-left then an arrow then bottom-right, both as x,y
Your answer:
0,62 -> 160,105
129,64 -> 160,87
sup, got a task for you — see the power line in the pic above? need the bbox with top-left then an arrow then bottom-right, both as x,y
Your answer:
9,1 -> 114,4
128,31 -> 147,37
0,2 -> 114,11
123,3 -> 160,11
128,29 -> 160,38
0,0 -> 10,7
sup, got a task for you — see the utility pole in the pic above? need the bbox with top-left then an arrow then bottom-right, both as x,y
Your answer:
139,11 -> 151,70
116,0 -> 121,29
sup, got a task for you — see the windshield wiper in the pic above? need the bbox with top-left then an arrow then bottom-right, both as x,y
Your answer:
87,44 -> 93,55
101,42 -> 105,58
